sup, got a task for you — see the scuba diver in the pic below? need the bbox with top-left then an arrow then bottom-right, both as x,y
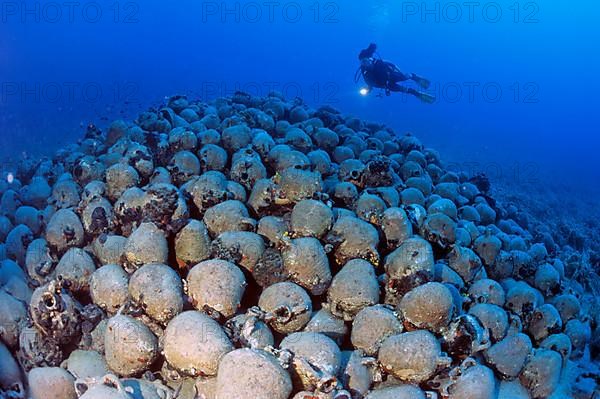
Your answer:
355,43 -> 436,103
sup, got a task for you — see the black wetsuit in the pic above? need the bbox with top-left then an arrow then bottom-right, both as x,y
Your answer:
362,59 -> 416,95
357,43 -> 434,102
362,59 -> 408,91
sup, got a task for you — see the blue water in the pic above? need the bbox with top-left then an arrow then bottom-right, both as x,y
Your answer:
1,0 -> 599,191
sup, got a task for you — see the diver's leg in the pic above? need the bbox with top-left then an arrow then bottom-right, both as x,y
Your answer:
384,61 -> 431,88
387,83 -> 411,93
389,71 -> 410,82
389,70 -> 431,89
388,84 -> 436,103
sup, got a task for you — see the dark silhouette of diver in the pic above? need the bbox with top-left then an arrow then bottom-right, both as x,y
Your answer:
355,43 -> 436,103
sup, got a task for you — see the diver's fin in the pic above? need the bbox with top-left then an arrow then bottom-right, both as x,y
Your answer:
417,91 -> 436,104
412,75 -> 431,89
